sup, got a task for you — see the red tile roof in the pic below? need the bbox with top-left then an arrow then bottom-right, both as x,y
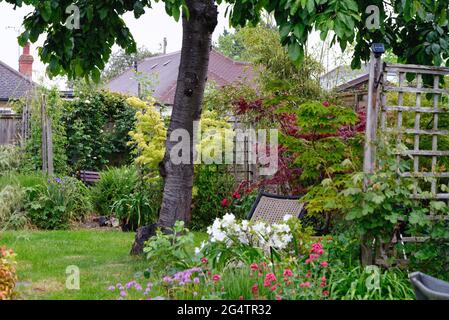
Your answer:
106,49 -> 255,105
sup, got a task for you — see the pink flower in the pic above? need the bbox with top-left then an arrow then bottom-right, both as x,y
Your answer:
201,257 -> 208,264
212,274 -> 221,282
270,284 -> 278,292
323,290 -> 329,297
265,273 -> 277,283
309,253 -> 319,261
282,269 -> 293,277
239,296 -> 244,300
310,243 -> 324,254
300,282 -> 311,288
251,284 -> 259,295
221,198 -> 229,207
320,261 -> 328,267
250,263 -> 258,271
276,295 -> 282,300
323,101 -> 330,107
232,192 -> 241,199
264,273 -> 277,287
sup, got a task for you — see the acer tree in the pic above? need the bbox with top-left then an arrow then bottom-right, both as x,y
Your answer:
4,0 -> 449,238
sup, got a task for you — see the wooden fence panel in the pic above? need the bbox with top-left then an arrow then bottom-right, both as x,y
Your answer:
0,114 -> 21,145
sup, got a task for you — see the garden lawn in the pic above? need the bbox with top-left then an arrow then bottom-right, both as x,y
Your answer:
0,229 -> 207,300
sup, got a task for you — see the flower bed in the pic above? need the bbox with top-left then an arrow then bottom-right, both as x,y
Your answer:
0,246 -> 17,300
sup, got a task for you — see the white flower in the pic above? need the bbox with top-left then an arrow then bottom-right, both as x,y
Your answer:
241,220 -> 249,231
252,222 -> 266,234
221,213 -> 236,227
273,223 -> 290,233
84,99 -> 91,104
282,234 -> 293,243
213,230 -> 226,242
283,214 -> 293,222
204,212 -> 294,253
194,247 -> 201,255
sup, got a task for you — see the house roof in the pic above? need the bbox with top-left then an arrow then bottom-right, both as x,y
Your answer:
336,73 -> 369,92
0,60 -> 34,101
106,49 -> 254,105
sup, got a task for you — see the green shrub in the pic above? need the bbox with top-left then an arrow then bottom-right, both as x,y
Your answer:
0,146 -> 22,176
0,185 -> 27,230
111,179 -> 162,231
0,247 -> 17,300
90,166 -> 138,216
328,266 -> 414,300
191,164 -> 237,230
91,166 -> 162,229
143,221 -> 197,273
26,176 -> 91,230
0,172 -> 47,190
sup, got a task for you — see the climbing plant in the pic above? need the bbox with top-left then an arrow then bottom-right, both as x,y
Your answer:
63,89 -> 136,172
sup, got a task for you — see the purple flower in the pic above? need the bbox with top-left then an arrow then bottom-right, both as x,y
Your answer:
193,277 -> 200,284
120,291 -> 127,297
163,276 -> 173,284
135,285 -> 142,291
108,286 -> 115,291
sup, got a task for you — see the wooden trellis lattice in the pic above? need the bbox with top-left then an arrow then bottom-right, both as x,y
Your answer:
380,64 -> 449,202
363,51 -> 449,255
368,62 -> 449,199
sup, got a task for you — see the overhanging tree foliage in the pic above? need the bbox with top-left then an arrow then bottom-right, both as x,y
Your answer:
4,0 -> 449,238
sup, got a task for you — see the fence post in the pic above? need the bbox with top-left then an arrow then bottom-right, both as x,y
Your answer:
361,44 -> 384,266
363,45 -> 384,177
41,94 -> 48,173
40,94 -> 54,176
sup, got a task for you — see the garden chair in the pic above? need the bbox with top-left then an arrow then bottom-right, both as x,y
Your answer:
78,170 -> 101,185
247,192 -> 305,224
409,272 -> 449,300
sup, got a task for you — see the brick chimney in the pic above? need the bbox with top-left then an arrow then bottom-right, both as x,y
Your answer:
19,42 -> 34,80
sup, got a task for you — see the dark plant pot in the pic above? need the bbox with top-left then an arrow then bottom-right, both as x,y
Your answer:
409,272 -> 449,300
121,220 -> 138,232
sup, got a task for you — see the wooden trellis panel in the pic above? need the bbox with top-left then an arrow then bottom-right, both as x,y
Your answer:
363,56 -> 449,207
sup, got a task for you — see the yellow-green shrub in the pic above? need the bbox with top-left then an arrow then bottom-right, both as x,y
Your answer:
0,246 -> 17,300
127,97 -> 166,180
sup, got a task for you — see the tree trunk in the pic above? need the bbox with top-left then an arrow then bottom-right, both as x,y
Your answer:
360,234 -> 374,266
131,0 -> 218,254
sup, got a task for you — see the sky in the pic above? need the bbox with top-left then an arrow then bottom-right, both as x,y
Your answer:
0,3 -> 343,89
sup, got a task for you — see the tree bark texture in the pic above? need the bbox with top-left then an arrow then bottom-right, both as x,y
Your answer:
157,0 -> 218,229
132,0 -> 217,254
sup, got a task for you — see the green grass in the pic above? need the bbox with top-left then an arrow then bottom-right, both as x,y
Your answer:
0,229 -> 207,300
